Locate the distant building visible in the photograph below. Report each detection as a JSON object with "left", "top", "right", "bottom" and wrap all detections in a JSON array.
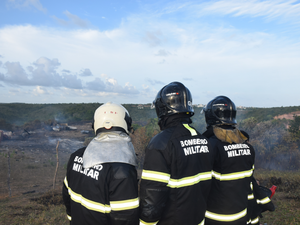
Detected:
[
  {"left": 136, "top": 104, "right": 153, "bottom": 109},
  {"left": 194, "top": 104, "right": 205, "bottom": 108}
]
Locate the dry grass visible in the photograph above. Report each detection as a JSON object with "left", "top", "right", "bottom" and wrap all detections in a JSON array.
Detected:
[
  {"left": 0, "top": 147, "right": 68, "bottom": 197},
  {"left": 254, "top": 169, "right": 300, "bottom": 225},
  {"left": 0, "top": 189, "right": 68, "bottom": 225},
  {"left": 0, "top": 147, "right": 69, "bottom": 224},
  {"left": 0, "top": 135, "right": 300, "bottom": 224},
  {"left": 258, "top": 192, "right": 300, "bottom": 225}
]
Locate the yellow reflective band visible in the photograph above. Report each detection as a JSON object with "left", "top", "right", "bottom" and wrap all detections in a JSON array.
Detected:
[
  {"left": 168, "top": 171, "right": 212, "bottom": 188},
  {"left": 64, "top": 177, "right": 69, "bottom": 188},
  {"left": 110, "top": 198, "right": 139, "bottom": 211},
  {"left": 199, "top": 218, "right": 205, "bottom": 225},
  {"left": 183, "top": 124, "right": 197, "bottom": 136},
  {"left": 139, "top": 219, "right": 158, "bottom": 225},
  {"left": 67, "top": 215, "right": 72, "bottom": 221},
  {"left": 257, "top": 197, "right": 271, "bottom": 204},
  {"left": 251, "top": 216, "right": 259, "bottom": 224},
  {"left": 141, "top": 170, "right": 171, "bottom": 184},
  {"left": 205, "top": 208, "right": 247, "bottom": 222},
  {"left": 248, "top": 193, "right": 254, "bottom": 200},
  {"left": 68, "top": 188, "right": 111, "bottom": 213},
  {"left": 250, "top": 182, "right": 253, "bottom": 190},
  {"left": 212, "top": 169, "right": 253, "bottom": 181}
]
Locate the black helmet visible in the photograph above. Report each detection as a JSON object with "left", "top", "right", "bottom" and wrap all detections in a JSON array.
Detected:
[
  {"left": 203, "top": 96, "right": 237, "bottom": 126},
  {"left": 153, "top": 81, "right": 194, "bottom": 119}
]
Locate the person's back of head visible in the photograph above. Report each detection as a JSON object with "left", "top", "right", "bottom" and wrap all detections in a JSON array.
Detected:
[
  {"left": 203, "top": 96, "right": 247, "bottom": 144},
  {"left": 153, "top": 81, "right": 194, "bottom": 121},
  {"left": 93, "top": 102, "right": 132, "bottom": 135},
  {"left": 203, "top": 95, "right": 237, "bottom": 128}
]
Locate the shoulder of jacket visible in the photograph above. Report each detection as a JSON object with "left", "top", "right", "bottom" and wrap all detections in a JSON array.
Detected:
[
  {"left": 147, "top": 127, "right": 174, "bottom": 150},
  {"left": 110, "top": 163, "right": 136, "bottom": 179},
  {"left": 69, "top": 147, "right": 86, "bottom": 159}
]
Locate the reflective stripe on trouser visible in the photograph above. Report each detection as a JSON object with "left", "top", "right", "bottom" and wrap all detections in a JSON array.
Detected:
[
  {"left": 139, "top": 218, "right": 205, "bottom": 225},
  {"left": 247, "top": 216, "right": 259, "bottom": 224},
  {"left": 199, "top": 218, "right": 205, "bottom": 225},
  {"left": 205, "top": 208, "right": 247, "bottom": 222},
  {"left": 139, "top": 219, "right": 158, "bottom": 225},
  {"left": 251, "top": 216, "right": 259, "bottom": 224}
]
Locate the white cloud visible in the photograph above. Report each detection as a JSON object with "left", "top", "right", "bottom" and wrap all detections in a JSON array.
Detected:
[
  {"left": 86, "top": 77, "right": 105, "bottom": 91},
  {"left": 142, "top": 30, "right": 165, "bottom": 47},
  {"left": 200, "top": 0, "right": 300, "bottom": 22},
  {"left": 52, "top": 10, "right": 90, "bottom": 28},
  {"left": 155, "top": 49, "right": 171, "bottom": 56},
  {"left": 8, "top": 0, "right": 47, "bottom": 13},
  {"left": 147, "top": 79, "right": 165, "bottom": 86},
  {"left": 0, "top": 55, "right": 139, "bottom": 100},
  {"left": 33, "top": 86, "right": 49, "bottom": 95},
  {"left": 86, "top": 76, "right": 139, "bottom": 95},
  {"left": 1, "top": 2, "right": 300, "bottom": 106},
  {"left": 79, "top": 68, "right": 92, "bottom": 77},
  {"left": 0, "top": 57, "right": 83, "bottom": 89}
]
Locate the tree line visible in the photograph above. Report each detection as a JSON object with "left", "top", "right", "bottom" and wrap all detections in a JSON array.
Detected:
[{"left": 1, "top": 103, "right": 300, "bottom": 170}]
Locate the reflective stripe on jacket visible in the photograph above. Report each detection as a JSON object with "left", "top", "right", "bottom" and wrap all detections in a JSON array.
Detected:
[
  {"left": 62, "top": 147, "right": 139, "bottom": 225},
  {"left": 203, "top": 126, "right": 255, "bottom": 225},
  {"left": 139, "top": 119, "right": 213, "bottom": 225}
]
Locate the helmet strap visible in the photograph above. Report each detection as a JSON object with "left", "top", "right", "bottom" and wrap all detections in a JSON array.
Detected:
[{"left": 95, "top": 127, "right": 129, "bottom": 136}]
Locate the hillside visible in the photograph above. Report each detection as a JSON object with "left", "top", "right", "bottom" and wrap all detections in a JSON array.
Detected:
[
  {"left": 240, "top": 106, "right": 300, "bottom": 122},
  {"left": 274, "top": 111, "right": 300, "bottom": 120},
  {"left": 2, "top": 103, "right": 300, "bottom": 126}
]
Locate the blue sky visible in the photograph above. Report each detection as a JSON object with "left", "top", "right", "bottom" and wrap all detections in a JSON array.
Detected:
[{"left": 0, "top": 0, "right": 300, "bottom": 107}]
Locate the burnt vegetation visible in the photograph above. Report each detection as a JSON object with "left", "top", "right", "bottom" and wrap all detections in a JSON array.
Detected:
[
  {"left": 1, "top": 103, "right": 300, "bottom": 170},
  {"left": 1, "top": 103, "right": 300, "bottom": 224}
]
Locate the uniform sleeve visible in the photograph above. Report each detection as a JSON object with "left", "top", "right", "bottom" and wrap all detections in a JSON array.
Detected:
[
  {"left": 139, "top": 147, "right": 170, "bottom": 225},
  {"left": 252, "top": 176, "right": 275, "bottom": 213},
  {"left": 62, "top": 157, "right": 73, "bottom": 222},
  {"left": 109, "top": 164, "right": 139, "bottom": 225}
]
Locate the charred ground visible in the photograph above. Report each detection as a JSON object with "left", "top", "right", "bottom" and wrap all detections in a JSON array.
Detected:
[
  {"left": 0, "top": 122, "right": 93, "bottom": 197},
  {"left": 1, "top": 103, "right": 300, "bottom": 224}
]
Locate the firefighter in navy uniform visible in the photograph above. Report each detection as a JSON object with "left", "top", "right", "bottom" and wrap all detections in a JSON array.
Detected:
[
  {"left": 202, "top": 96, "right": 255, "bottom": 225},
  {"left": 240, "top": 131, "right": 275, "bottom": 225},
  {"left": 139, "top": 82, "right": 213, "bottom": 225},
  {"left": 62, "top": 102, "right": 139, "bottom": 225}
]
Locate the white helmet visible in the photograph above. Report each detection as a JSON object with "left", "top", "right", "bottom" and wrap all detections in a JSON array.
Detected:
[{"left": 93, "top": 102, "right": 132, "bottom": 134}]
